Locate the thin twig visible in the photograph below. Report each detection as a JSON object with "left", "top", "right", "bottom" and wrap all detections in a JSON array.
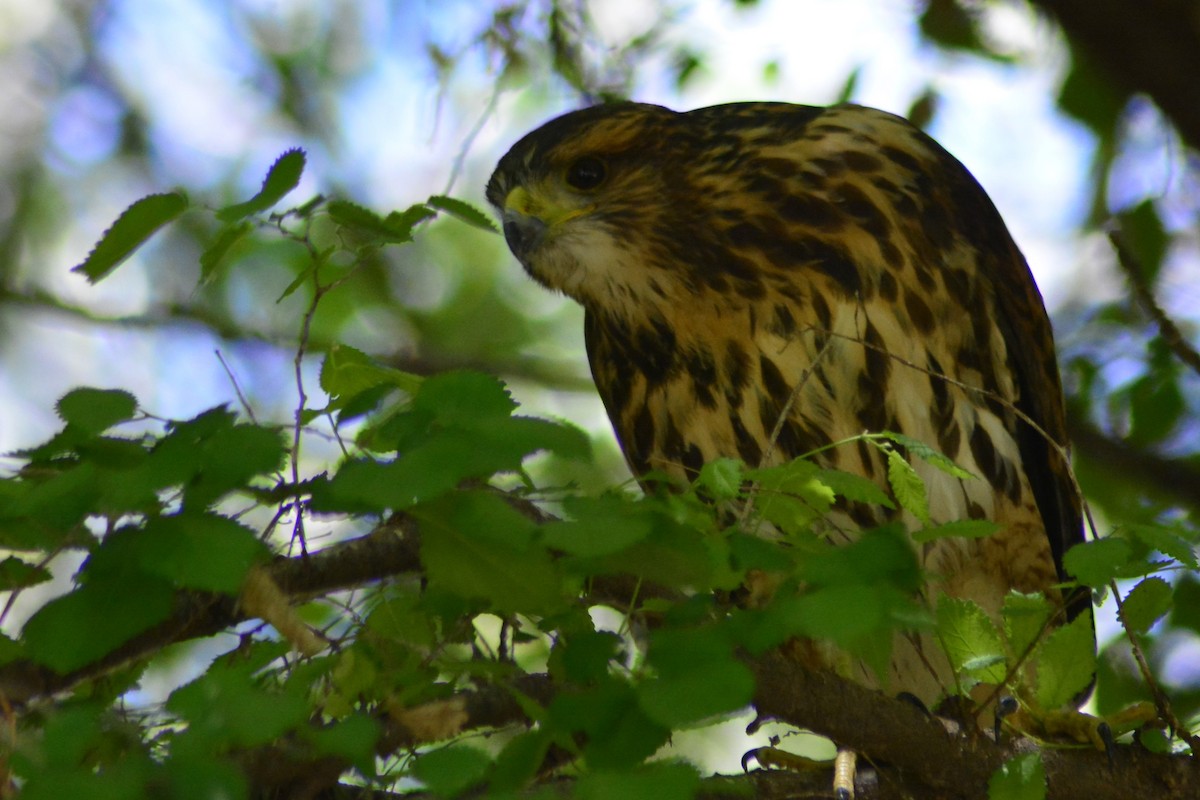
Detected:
[{"left": 1108, "top": 227, "right": 1200, "bottom": 377}]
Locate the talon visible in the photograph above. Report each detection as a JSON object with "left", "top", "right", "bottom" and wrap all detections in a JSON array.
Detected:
[
  {"left": 1098, "top": 721, "right": 1116, "bottom": 767},
  {"left": 895, "top": 691, "right": 931, "bottom": 716},
  {"left": 994, "top": 695, "right": 1019, "bottom": 742},
  {"left": 745, "top": 711, "right": 771, "bottom": 736}
]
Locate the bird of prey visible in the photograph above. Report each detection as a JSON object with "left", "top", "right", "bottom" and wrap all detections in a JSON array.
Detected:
[{"left": 486, "top": 101, "right": 1088, "bottom": 716}]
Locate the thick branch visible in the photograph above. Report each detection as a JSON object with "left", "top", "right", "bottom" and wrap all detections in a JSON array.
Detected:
[
  {"left": 1028, "top": 0, "right": 1200, "bottom": 151},
  {"left": 1066, "top": 416, "right": 1200, "bottom": 514},
  {"left": 749, "top": 649, "right": 1200, "bottom": 800}
]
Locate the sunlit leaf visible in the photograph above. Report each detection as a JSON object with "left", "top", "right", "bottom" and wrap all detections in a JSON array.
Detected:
[
  {"left": 886, "top": 448, "right": 929, "bottom": 525},
  {"left": 1034, "top": 613, "right": 1096, "bottom": 709},
  {"left": 937, "top": 597, "right": 1007, "bottom": 684}
]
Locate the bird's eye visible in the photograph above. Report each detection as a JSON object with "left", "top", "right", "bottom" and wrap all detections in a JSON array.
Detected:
[{"left": 565, "top": 156, "right": 607, "bottom": 190}]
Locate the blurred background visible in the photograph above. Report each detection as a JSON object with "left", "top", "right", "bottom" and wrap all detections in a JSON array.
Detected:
[{"left": 0, "top": 0, "right": 1197, "bottom": 758}]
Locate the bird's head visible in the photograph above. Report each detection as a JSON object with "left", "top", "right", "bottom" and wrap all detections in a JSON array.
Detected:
[{"left": 486, "top": 102, "right": 693, "bottom": 312}]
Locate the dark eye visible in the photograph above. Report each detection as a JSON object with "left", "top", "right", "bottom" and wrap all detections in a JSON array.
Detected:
[{"left": 565, "top": 156, "right": 607, "bottom": 190}]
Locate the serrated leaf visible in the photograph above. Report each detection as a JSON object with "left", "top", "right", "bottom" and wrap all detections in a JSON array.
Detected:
[
  {"left": 1003, "top": 592, "right": 1053, "bottom": 658},
  {"left": 56, "top": 388, "right": 138, "bottom": 433},
  {"left": 427, "top": 194, "right": 499, "bottom": 232},
  {"left": 328, "top": 199, "right": 430, "bottom": 244},
  {"left": 73, "top": 192, "right": 188, "bottom": 282},
  {"left": 1063, "top": 538, "right": 1133, "bottom": 588},
  {"left": 413, "top": 493, "right": 566, "bottom": 615},
  {"left": 1125, "top": 524, "right": 1198, "bottom": 568},
  {"left": 217, "top": 148, "right": 306, "bottom": 222},
  {"left": 319, "top": 344, "right": 422, "bottom": 400},
  {"left": 85, "top": 513, "right": 270, "bottom": 594},
  {"left": 937, "top": 597, "right": 1007, "bottom": 683},
  {"left": 1119, "top": 577, "right": 1172, "bottom": 634},
  {"left": 913, "top": 519, "right": 1000, "bottom": 543},
  {"left": 988, "top": 752, "right": 1046, "bottom": 800},
  {"left": 879, "top": 431, "right": 976, "bottom": 479},
  {"left": 886, "top": 448, "right": 930, "bottom": 525},
  {"left": 200, "top": 222, "right": 253, "bottom": 283},
  {"left": 1034, "top": 613, "right": 1096, "bottom": 709}
]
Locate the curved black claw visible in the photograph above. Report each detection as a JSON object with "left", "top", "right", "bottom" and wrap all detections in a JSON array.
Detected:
[
  {"left": 1098, "top": 721, "right": 1116, "bottom": 768},
  {"left": 994, "top": 695, "right": 1019, "bottom": 742},
  {"left": 895, "top": 691, "right": 931, "bottom": 717}
]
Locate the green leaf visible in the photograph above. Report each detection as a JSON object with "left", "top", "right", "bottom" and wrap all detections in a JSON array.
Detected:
[
  {"left": 319, "top": 344, "right": 422, "bottom": 400},
  {"left": 988, "top": 752, "right": 1046, "bottom": 800},
  {"left": 23, "top": 578, "right": 175, "bottom": 672},
  {"left": 73, "top": 192, "right": 189, "bottom": 282},
  {"left": 549, "top": 682, "right": 669, "bottom": 769},
  {"left": 1169, "top": 577, "right": 1200, "bottom": 636},
  {"left": 913, "top": 519, "right": 1000, "bottom": 543},
  {"left": 1002, "top": 592, "right": 1053, "bottom": 659},
  {"left": 167, "top": 665, "right": 310, "bottom": 748},
  {"left": 696, "top": 457, "right": 744, "bottom": 501},
  {"left": 490, "top": 730, "right": 552, "bottom": 792},
  {"left": 164, "top": 756, "right": 248, "bottom": 800},
  {"left": 427, "top": 194, "right": 500, "bottom": 232},
  {"left": 802, "top": 525, "right": 921, "bottom": 591},
  {"left": 1034, "top": 613, "right": 1096, "bottom": 709},
  {"left": 414, "top": 493, "right": 566, "bottom": 615},
  {"left": 0, "top": 556, "right": 52, "bottom": 591},
  {"left": 749, "top": 458, "right": 834, "bottom": 533},
  {"left": 1063, "top": 538, "right": 1133, "bottom": 588},
  {"left": 886, "top": 448, "right": 930, "bottom": 525},
  {"left": 1125, "top": 524, "right": 1198, "bottom": 568},
  {"left": 1119, "top": 577, "right": 1172, "bottom": 634},
  {"left": 305, "top": 713, "right": 381, "bottom": 775},
  {"left": 814, "top": 467, "right": 894, "bottom": 508},
  {"left": 199, "top": 222, "right": 253, "bottom": 283},
  {"left": 328, "top": 199, "right": 432, "bottom": 244},
  {"left": 936, "top": 597, "right": 1007, "bottom": 684},
  {"left": 85, "top": 513, "right": 269, "bottom": 593},
  {"left": 542, "top": 495, "right": 656, "bottom": 557},
  {"left": 575, "top": 762, "right": 700, "bottom": 800},
  {"left": 55, "top": 388, "right": 138, "bottom": 433},
  {"left": 879, "top": 431, "right": 975, "bottom": 479},
  {"left": 412, "top": 745, "right": 491, "bottom": 797},
  {"left": 638, "top": 627, "right": 754, "bottom": 727},
  {"left": 216, "top": 148, "right": 306, "bottom": 222}
]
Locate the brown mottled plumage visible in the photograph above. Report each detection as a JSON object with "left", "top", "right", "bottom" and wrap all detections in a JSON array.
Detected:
[{"left": 486, "top": 101, "right": 1088, "bottom": 708}]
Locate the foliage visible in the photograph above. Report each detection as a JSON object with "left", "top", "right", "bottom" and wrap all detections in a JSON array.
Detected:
[
  {"left": 0, "top": 2, "right": 1198, "bottom": 798},
  {"left": 0, "top": 142, "right": 1192, "bottom": 798}
]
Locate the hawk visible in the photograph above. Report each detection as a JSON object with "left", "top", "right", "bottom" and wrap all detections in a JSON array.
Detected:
[{"left": 486, "top": 101, "right": 1089, "bottom": 713}]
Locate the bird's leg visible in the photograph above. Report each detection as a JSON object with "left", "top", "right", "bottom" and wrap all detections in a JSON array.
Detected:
[
  {"left": 833, "top": 748, "right": 857, "bottom": 800},
  {"left": 1001, "top": 697, "right": 1160, "bottom": 752}
]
